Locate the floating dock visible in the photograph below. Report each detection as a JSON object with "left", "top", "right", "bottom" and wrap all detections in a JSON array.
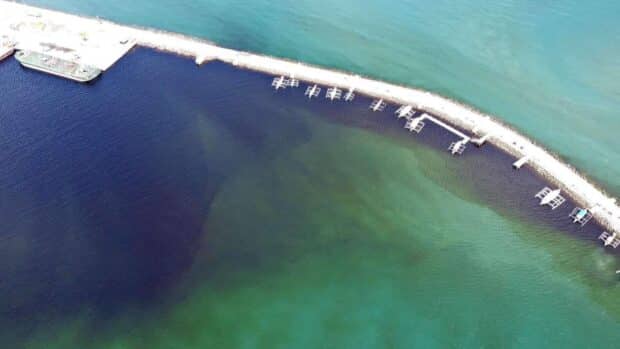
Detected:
[
  {"left": 513, "top": 156, "right": 530, "bottom": 170},
  {"left": 1, "top": 1, "right": 619, "bottom": 236}
]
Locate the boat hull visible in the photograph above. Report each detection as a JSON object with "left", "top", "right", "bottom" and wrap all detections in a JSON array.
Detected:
[{"left": 14, "top": 50, "right": 101, "bottom": 83}]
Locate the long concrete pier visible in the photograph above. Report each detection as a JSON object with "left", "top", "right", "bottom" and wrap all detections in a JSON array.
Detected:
[{"left": 1, "top": 1, "right": 619, "bottom": 235}]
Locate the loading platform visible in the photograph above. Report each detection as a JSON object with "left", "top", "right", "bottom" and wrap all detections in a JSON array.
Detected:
[
  {"left": 195, "top": 53, "right": 214, "bottom": 65},
  {"left": 599, "top": 231, "right": 620, "bottom": 248},
  {"left": 569, "top": 207, "right": 593, "bottom": 226},
  {"left": 535, "top": 187, "right": 565, "bottom": 210},
  {"left": 513, "top": 156, "right": 530, "bottom": 169},
  {"left": 472, "top": 134, "right": 492, "bottom": 147}
]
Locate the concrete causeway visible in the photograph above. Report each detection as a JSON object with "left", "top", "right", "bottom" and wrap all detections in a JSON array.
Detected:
[{"left": 1, "top": 0, "right": 619, "bottom": 236}]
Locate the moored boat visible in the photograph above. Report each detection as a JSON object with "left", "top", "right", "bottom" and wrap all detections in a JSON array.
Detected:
[{"left": 14, "top": 50, "right": 101, "bottom": 82}]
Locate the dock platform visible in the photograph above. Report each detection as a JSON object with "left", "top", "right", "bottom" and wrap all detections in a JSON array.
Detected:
[
  {"left": 472, "top": 134, "right": 492, "bottom": 147},
  {"left": 513, "top": 156, "right": 530, "bottom": 169}
]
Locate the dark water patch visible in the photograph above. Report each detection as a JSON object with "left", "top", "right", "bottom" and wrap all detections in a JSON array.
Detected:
[
  {"left": 1, "top": 51, "right": 211, "bottom": 324},
  {"left": 0, "top": 48, "right": 319, "bottom": 336}
]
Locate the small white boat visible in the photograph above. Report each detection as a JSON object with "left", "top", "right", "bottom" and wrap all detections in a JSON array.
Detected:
[
  {"left": 604, "top": 233, "right": 618, "bottom": 247},
  {"left": 573, "top": 209, "right": 587, "bottom": 223},
  {"left": 540, "top": 189, "right": 561, "bottom": 206}
]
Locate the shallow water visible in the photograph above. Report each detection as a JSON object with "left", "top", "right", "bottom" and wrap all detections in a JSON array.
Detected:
[{"left": 1, "top": 48, "right": 619, "bottom": 348}]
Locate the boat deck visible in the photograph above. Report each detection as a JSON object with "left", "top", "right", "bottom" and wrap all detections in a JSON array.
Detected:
[{"left": 14, "top": 50, "right": 101, "bottom": 82}]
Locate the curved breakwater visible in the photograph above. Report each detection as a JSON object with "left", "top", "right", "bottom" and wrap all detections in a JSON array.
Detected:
[
  {"left": 140, "top": 37, "right": 620, "bottom": 237},
  {"left": 3, "top": 1, "right": 619, "bottom": 236},
  {"left": 138, "top": 31, "right": 620, "bottom": 236}
]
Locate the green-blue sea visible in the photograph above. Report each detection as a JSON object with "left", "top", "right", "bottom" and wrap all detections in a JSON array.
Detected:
[{"left": 3, "top": 0, "right": 619, "bottom": 347}]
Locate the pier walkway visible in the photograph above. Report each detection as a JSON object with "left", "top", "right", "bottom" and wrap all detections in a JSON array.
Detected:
[
  {"left": 404, "top": 113, "right": 470, "bottom": 141},
  {"left": 403, "top": 113, "right": 471, "bottom": 155},
  {"left": 1, "top": 1, "right": 619, "bottom": 235}
]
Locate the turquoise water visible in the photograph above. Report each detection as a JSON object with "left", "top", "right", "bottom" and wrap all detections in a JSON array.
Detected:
[
  {"left": 3, "top": 1, "right": 619, "bottom": 348},
  {"left": 26, "top": 0, "right": 620, "bottom": 194}
]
